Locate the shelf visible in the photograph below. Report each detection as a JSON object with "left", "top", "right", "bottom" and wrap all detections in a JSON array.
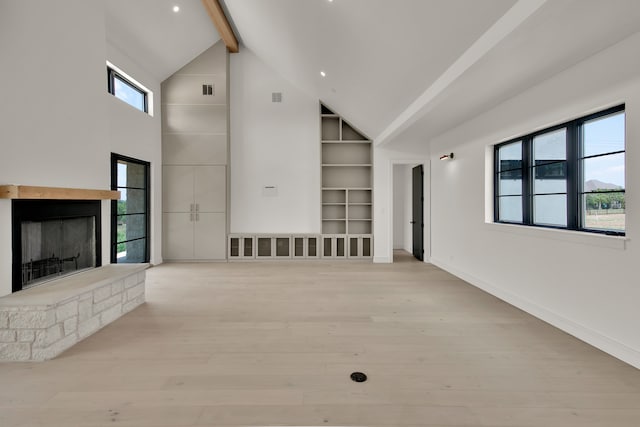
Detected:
[
  {"left": 320, "top": 102, "right": 372, "bottom": 239},
  {"left": 322, "top": 164, "right": 372, "bottom": 167},
  {"left": 0, "top": 185, "right": 120, "bottom": 200},
  {"left": 321, "top": 140, "right": 371, "bottom": 144},
  {"left": 323, "top": 187, "right": 372, "bottom": 191}
]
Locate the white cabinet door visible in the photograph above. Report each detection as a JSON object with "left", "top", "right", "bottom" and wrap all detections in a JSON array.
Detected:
[
  {"left": 163, "top": 166, "right": 194, "bottom": 212},
  {"left": 194, "top": 212, "right": 226, "bottom": 259},
  {"left": 194, "top": 166, "right": 226, "bottom": 213},
  {"left": 163, "top": 213, "right": 194, "bottom": 260}
]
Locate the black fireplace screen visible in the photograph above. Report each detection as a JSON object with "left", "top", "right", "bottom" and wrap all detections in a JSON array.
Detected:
[
  {"left": 21, "top": 217, "right": 96, "bottom": 288},
  {"left": 12, "top": 200, "right": 101, "bottom": 292}
]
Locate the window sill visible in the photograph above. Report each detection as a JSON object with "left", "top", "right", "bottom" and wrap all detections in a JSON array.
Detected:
[{"left": 485, "top": 222, "right": 628, "bottom": 250}]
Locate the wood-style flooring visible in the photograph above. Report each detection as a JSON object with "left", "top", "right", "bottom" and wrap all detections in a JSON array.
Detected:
[{"left": 1, "top": 250, "right": 639, "bottom": 426}]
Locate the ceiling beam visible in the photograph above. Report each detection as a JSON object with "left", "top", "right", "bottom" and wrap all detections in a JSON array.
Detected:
[
  {"left": 201, "top": 0, "right": 239, "bottom": 53},
  {"left": 375, "top": 0, "right": 548, "bottom": 147}
]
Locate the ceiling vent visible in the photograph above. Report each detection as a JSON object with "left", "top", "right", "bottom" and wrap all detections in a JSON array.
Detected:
[
  {"left": 202, "top": 84, "right": 214, "bottom": 96},
  {"left": 272, "top": 92, "right": 282, "bottom": 103}
]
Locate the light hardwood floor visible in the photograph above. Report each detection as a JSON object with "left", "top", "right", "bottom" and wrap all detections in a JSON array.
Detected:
[{"left": 1, "top": 251, "right": 639, "bottom": 426}]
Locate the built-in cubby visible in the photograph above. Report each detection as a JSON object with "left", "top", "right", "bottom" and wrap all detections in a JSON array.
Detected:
[
  {"left": 320, "top": 103, "right": 373, "bottom": 258},
  {"left": 322, "top": 235, "right": 347, "bottom": 259},
  {"left": 322, "top": 143, "right": 372, "bottom": 165},
  {"left": 321, "top": 117, "right": 340, "bottom": 141},
  {"left": 229, "top": 234, "right": 320, "bottom": 260},
  {"left": 292, "top": 235, "right": 319, "bottom": 259}
]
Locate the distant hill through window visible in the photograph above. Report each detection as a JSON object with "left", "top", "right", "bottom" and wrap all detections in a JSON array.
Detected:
[{"left": 584, "top": 179, "right": 622, "bottom": 192}]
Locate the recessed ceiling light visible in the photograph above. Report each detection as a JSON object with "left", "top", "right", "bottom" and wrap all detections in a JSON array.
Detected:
[
  {"left": 173, "top": 5, "right": 180, "bottom": 13},
  {"left": 320, "top": 71, "right": 326, "bottom": 77}
]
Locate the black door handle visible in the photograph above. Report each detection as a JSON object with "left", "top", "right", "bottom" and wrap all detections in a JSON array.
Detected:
[{"left": 410, "top": 221, "right": 416, "bottom": 224}]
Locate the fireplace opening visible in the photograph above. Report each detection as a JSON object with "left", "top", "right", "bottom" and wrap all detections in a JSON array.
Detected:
[{"left": 12, "top": 200, "right": 101, "bottom": 293}]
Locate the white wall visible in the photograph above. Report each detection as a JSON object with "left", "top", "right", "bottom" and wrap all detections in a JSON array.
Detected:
[
  {"left": 105, "top": 41, "right": 163, "bottom": 266},
  {"left": 0, "top": 1, "right": 109, "bottom": 296},
  {"left": 402, "top": 165, "right": 413, "bottom": 253},
  {"left": 392, "top": 165, "right": 406, "bottom": 249},
  {"left": 373, "top": 147, "right": 429, "bottom": 263},
  {"left": 392, "top": 164, "right": 413, "bottom": 252},
  {"left": 230, "top": 48, "right": 320, "bottom": 233},
  {"left": 0, "top": 1, "right": 162, "bottom": 296},
  {"left": 428, "top": 31, "right": 640, "bottom": 368}
]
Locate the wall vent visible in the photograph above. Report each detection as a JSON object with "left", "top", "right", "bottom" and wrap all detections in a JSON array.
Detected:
[
  {"left": 202, "top": 84, "right": 214, "bottom": 96},
  {"left": 272, "top": 92, "right": 282, "bottom": 103}
]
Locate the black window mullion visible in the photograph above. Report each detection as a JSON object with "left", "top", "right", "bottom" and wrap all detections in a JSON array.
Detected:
[
  {"left": 566, "top": 123, "right": 579, "bottom": 230},
  {"left": 494, "top": 104, "right": 624, "bottom": 236},
  {"left": 110, "top": 153, "right": 150, "bottom": 264},
  {"left": 522, "top": 137, "right": 532, "bottom": 225},
  {"left": 494, "top": 145, "right": 500, "bottom": 222}
]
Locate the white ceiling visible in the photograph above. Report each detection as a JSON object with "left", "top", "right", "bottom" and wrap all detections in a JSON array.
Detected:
[
  {"left": 389, "top": 0, "right": 640, "bottom": 152},
  {"left": 105, "top": 0, "right": 640, "bottom": 152},
  {"left": 224, "top": 0, "right": 516, "bottom": 140},
  {"left": 104, "top": 0, "right": 220, "bottom": 81}
]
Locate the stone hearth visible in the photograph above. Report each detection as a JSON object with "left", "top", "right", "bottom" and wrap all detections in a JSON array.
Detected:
[{"left": 0, "top": 264, "right": 147, "bottom": 361}]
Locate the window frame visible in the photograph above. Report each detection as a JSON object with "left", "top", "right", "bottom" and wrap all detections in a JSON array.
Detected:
[
  {"left": 107, "top": 66, "right": 149, "bottom": 113},
  {"left": 494, "top": 105, "right": 625, "bottom": 236},
  {"left": 110, "top": 153, "right": 151, "bottom": 263}
]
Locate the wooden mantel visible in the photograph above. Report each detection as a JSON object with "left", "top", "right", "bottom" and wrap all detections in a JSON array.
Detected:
[{"left": 0, "top": 185, "right": 120, "bottom": 200}]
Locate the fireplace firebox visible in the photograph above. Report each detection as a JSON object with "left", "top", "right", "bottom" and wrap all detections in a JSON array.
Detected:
[{"left": 12, "top": 200, "right": 101, "bottom": 293}]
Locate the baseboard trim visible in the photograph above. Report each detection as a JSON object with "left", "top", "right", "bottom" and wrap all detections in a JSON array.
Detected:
[
  {"left": 430, "top": 257, "right": 640, "bottom": 369},
  {"left": 373, "top": 256, "right": 391, "bottom": 263}
]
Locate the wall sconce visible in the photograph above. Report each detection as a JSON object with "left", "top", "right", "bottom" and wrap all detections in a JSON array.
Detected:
[{"left": 439, "top": 153, "right": 454, "bottom": 160}]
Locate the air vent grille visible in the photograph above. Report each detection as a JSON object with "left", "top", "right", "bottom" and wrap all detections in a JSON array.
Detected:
[
  {"left": 202, "top": 84, "right": 214, "bottom": 96},
  {"left": 272, "top": 92, "right": 282, "bottom": 103}
]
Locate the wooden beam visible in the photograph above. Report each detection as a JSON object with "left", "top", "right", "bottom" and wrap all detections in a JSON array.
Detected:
[
  {"left": 201, "top": 0, "right": 239, "bottom": 53},
  {"left": 0, "top": 185, "right": 120, "bottom": 200}
]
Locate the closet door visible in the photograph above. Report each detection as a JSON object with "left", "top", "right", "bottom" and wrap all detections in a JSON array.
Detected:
[
  {"left": 194, "top": 212, "right": 226, "bottom": 259},
  {"left": 163, "top": 213, "right": 194, "bottom": 260},
  {"left": 163, "top": 166, "right": 194, "bottom": 212},
  {"left": 194, "top": 166, "right": 226, "bottom": 213}
]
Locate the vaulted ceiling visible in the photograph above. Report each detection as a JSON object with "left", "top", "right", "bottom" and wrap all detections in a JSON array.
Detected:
[
  {"left": 104, "top": 0, "right": 220, "bottom": 81},
  {"left": 106, "top": 0, "right": 640, "bottom": 152}
]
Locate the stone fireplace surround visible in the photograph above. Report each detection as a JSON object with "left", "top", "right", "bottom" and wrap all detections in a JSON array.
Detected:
[
  {"left": 0, "top": 185, "right": 148, "bottom": 362},
  {"left": 0, "top": 263, "right": 148, "bottom": 361}
]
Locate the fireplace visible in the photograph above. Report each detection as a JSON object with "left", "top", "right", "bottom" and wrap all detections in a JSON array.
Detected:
[{"left": 12, "top": 200, "right": 101, "bottom": 293}]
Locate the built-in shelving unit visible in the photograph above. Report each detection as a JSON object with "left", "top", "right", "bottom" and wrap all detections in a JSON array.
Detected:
[
  {"left": 228, "top": 234, "right": 320, "bottom": 260},
  {"left": 320, "top": 103, "right": 373, "bottom": 258}
]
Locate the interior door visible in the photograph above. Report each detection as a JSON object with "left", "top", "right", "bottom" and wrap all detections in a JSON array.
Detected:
[{"left": 412, "top": 165, "right": 424, "bottom": 261}]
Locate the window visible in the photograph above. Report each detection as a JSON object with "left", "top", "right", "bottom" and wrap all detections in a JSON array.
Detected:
[
  {"left": 111, "top": 154, "right": 151, "bottom": 263},
  {"left": 494, "top": 105, "right": 625, "bottom": 235},
  {"left": 107, "top": 63, "right": 150, "bottom": 113}
]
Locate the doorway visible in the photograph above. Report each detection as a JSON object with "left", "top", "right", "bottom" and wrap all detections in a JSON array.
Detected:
[
  {"left": 412, "top": 165, "right": 424, "bottom": 261},
  {"left": 110, "top": 153, "right": 151, "bottom": 264},
  {"left": 391, "top": 161, "right": 428, "bottom": 263}
]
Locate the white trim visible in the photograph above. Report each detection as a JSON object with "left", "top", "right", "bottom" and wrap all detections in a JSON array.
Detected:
[
  {"left": 430, "top": 256, "right": 640, "bottom": 369},
  {"left": 375, "top": 0, "right": 548, "bottom": 146},
  {"left": 485, "top": 221, "right": 627, "bottom": 250},
  {"left": 387, "top": 158, "right": 431, "bottom": 264}
]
